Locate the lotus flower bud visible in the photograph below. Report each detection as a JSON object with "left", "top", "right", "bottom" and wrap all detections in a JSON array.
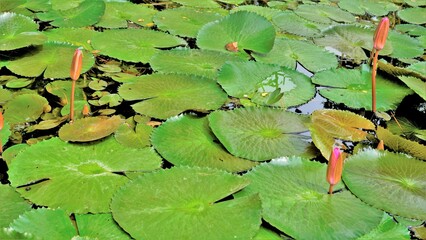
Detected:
[
  {"left": 82, "top": 104, "right": 90, "bottom": 117},
  {"left": 373, "top": 17, "right": 389, "bottom": 51},
  {"left": 326, "top": 147, "right": 344, "bottom": 194},
  {"left": 377, "top": 140, "right": 384, "bottom": 150},
  {"left": 70, "top": 48, "right": 83, "bottom": 81},
  {"left": 0, "top": 111, "right": 3, "bottom": 131}
]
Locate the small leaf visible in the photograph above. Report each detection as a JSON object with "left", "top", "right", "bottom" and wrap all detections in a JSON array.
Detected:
[
  {"left": 398, "top": 7, "right": 426, "bottom": 24},
  {"left": 4, "top": 94, "right": 49, "bottom": 125},
  {"left": 59, "top": 116, "right": 123, "bottom": 142}
]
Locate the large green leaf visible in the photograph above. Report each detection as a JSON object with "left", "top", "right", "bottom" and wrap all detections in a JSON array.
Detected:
[
  {"left": 3, "top": 94, "right": 49, "bottom": 125},
  {"left": 44, "top": 28, "right": 100, "bottom": 50},
  {"left": 217, "top": 61, "right": 315, "bottom": 108},
  {"left": 170, "top": 0, "right": 221, "bottom": 8},
  {"left": 208, "top": 107, "right": 310, "bottom": 161},
  {"left": 0, "top": 185, "right": 31, "bottom": 240},
  {"left": 1, "top": 121, "right": 11, "bottom": 150},
  {"left": 197, "top": 11, "right": 275, "bottom": 54},
  {"left": 272, "top": 11, "right": 326, "bottom": 37},
  {"left": 238, "top": 157, "right": 383, "bottom": 239},
  {"left": 36, "top": 0, "right": 106, "bottom": 28},
  {"left": 76, "top": 213, "right": 130, "bottom": 239},
  {"left": 59, "top": 116, "right": 123, "bottom": 142},
  {"left": 8, "top": 137, "right": 162, "bottom": 213},
  {"left": 343, "top": 149, "right": 426, "bottom": 220},
  {"left": 96, "top": 1, "right": 157, "bottom": 28},
  {"left": 358, "top": 214, "right": 410, "bottom": 240},
  {"left": 118, "top": 73, "right": 228, "bottom": 119},
  {"left": 399, "top": 76, "right": 426, "bottom": 100},
  {"left": 312, "top": 66, "right": 413, "bottom": 111},
  {"left": 398, "top": 7, "right": 426, "bottom": 24},
  {"left": 230, "top": 5, "right": 282, "bottom": 20},
  {"left": 153, "top": 7, "right": 226, "bottom": 38},
  {"left": 91, "top": 29, "right": 186, "bottom": 63},
  {"left": 111, "top": 166, "right": 261, "bottom": 240},
  {"left": 151, "top": 115, "right": 257, "bottom": 172},
  {"left": 294, "top": 4, "right": 355, "bottom": 24},
  {"left": 6, "top": 42, "right": 95, "bottom": 78},
  {"left": 338, "top": 0, "right": 399, "bottom": 16},
  {"left": 150, "top": 48, "right": 244, "bottom": 79},
  {"left": 387, "top": 31, "right": 424, "bottom": 59},
  {"left": 253, "top": 38, "right": 338, "bottom": 72},
  {"left": 0, "top": 12, "right": 46, "bottom": 51}
]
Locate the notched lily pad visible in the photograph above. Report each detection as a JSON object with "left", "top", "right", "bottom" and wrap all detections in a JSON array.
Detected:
[
  {"left": 3, "top": 94, "right": 49, "bottom": 125},
  {"left": 59, "top": 116, "right": 123, "bottom": 142}
]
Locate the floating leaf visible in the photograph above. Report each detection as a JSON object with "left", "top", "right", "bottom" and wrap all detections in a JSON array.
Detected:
[
  {"left": 6, "top": 42, "right": 94, "bottom": 78},
  {"left": 76, "top": 213, "right": 130, "bottom": 239},
  {"left": 46, "top": 80, "right": 86, "bottom": 106},
  {"left": 253, "top": 38, "right": 338, "bottom": 72},
  {"left": 395, "top": 24, "right": 426, "bottom": 36},
  {"left": 338, "top": 0, "right": 399, "bottom": 16},
  {"left": 343, "top": 149, "right": 426, "bottom": 220},
  {"left": 272, "top": 11, "right": 325, "bottom": 37},
  {"left": 312, "top": 66, "right": 413, "bottom": 111},
  {"left": 26, "top": 116, "right": 68, "bottom": 133},
  {"left": 399, "top": 76, "right": 426, "bottom": 100},
  {"left": 0, "top": 12, "right": 46, "bottom": 51},
  {"left": 294, "top": 4, "right": 355, "bottom": 24},
  {"left": 238, "top": 158, "right": 383, "bottom": 239},
  {"left": 8, "top": 137, "right": 162, "bottom": 213},
  {"left": 44, "top": 28, "right": 100, "bottom": 50},
  {"left": 0, "top": 185, "right": 31, "bottom": 240},
  {"left": 170, "top": 0, "right": 220, "bottom": 8},
  {"left": 96, "top": 2, "right": 157, "bottom": 28},
  {"left": 5, "top": 78, "right": 33, "bottom": 88},
  {"left": 358, "top": 213, "right": 410, "bottom": 240},
  {"left": 231, "top": 5, "right": 282, "bottom": 20},
  {"left": 1, "top": 121, "right": 11, "bottom": 149},
  {"left": 197, "top": 11, "right": 275, "bottom": 54},
  {"left": 36, "top": 0, "right": 106, "bottom": 28},
  {"left": 387, "top": 30, "right": 424, "bottom": 59},
  {"left": 218, "top": 61, "right": 315, "bottom": 108},
  {"left": 59, "top": 116, "right": 123, "bottom": 142},
  {"left": 376, "top": 126, "right": 426, "bottom": 160},
  {"left": 3, "top": 94, "right": 49, "bottom": 125},
  {"left": 111, "top": 167, "right": 261, "bottom": 240},
  {"left": 150, "top": 48, "right": 244, "bottom": 79},
  {"left": 398, "top": 7, "right": 426, "bottom": 24},
  {"left": 310, "top": 109, "right": 375, "bottom": 159},
  {"left": 153, "top": 7, "right": 225, "bottom": 38},
  {"left": 114, "top": 122, "right": 152, "bottom": 148},
  {"left": 151, "top": 115, "right": 257, "bottom": 172},
  {"left": 118, "top": 73, "right": 227, "bottom": 119},
  {"left": 208, "top": 107, "right": 310, "bottom": 161},
  {"left": 91, "top": 29, "right": 186, "bottom": 63},
  {"left": 0, "top": 88, "right": 13, "bottom": 104}
]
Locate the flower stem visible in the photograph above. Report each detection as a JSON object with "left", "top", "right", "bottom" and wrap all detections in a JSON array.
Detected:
[
  {"left": 70, "top": 80, "right": 76, "bottom": 123},
  {"left": 372, "top": 50, "right": 379, "bottom": 113}
]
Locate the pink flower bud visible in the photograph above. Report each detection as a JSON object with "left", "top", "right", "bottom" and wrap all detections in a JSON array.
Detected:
[
  {"left": 373, "top": 17, "right": 389, "bottom": 51},
  {"left": 326, "top": 147, "right": 344, "bottom": 194},
  {"left": 70, "top": 48, "right": 83, "bottom": 81}
]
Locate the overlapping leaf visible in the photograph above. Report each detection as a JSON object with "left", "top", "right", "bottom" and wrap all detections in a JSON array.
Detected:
[
  {"left": 59, "top": 116, "right": 123, "bottom": 142},
  {"left": 96, "top": 2, "right": 157, "bottom": 28},
  {"left": 294, "top": 4, "right": 355, "bottom": 24},
  {"left": 3, "top": 94, "right": 49, "bottom": 125}
]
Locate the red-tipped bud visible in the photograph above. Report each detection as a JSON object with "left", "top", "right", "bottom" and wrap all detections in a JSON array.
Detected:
[
  {"left": 82, "top": 104, "right": 90, "bottom": 117},
  {"left": 0, "top": 111, "right": 3, "bottom": 131},
  {"left": 377, "top": 140, "right": 384, "bottom": 150},
  {"left": 70, "top": 48, "right": 83, "bottom": 81},
  {"left": 326, "top": 147, "right": 344, "bottom": 194},
  {"left": 373, "top": 17, "right": 389, "bottom": 51}
]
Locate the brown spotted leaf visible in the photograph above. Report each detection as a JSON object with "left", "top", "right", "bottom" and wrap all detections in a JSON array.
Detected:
[{"left": 59, "top": 116, "right": 123, "bottom": 142}]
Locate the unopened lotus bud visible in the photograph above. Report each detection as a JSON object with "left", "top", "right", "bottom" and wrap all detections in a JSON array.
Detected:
[
  {"left": 82, "top": 104, "right": 90, "bottom": 117},
  {"left": 326, "top": 147, "right": 344, "bottom": 194},
  {"left": 373, "top": 17, "right": 389, "bottom": 51},
  {"left": 377, "top": 140, "right": 384, "bottom": 150},
  {"left": 70, "top": 48, "right": 83, "bottom": 81}
]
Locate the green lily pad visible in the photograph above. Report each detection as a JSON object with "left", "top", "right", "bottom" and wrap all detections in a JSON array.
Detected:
[
  {"left": 0, "top": 88, "right": 13, "bottom": 104},
  {"left": 294, "top": 4, "right": 355, "bottom": 24},
  {"left": 76, "top": 213, "right": 130, "bottom": 239},
  {"left": 44, "top": 28, "right": 100, "bottom": 50},
  {"left": 231, "top": 5, "right": 282, "bottom": 20},
  {"left": 399, "top": 76, "right": 426, "bottom": 100},
  {"left": 118, "top": 73, "right": 227, "bottom": 119},
  {"left": 59, "top": 116, "right": 123, "bottom": 142},
  {"left": 153, "top": 7, "right": 226, "bottom": 38},
  {"left": 398, "top": 7, "right": 426, "bottom": 24},
  {"left": 358, "top": 213, "right": 410, "bottom": 240},
  {"left": 150, "top": 48, "right": 244, "bottom": 79},
  {"left": 238, "top": 157, "right": 383, "bottom": 239},
  {"left": 0, "top": 12, "right": 46, "bottom": 51},
  {"left": 45, "top": 80, "right": 86, "bottom": 106},
  {"left": 114, "top": 122, "right": 152, "bottom": 148},
  {"left": 1, "top": 120, "right": 11, "bottom": 149},
  {"left": 0, "top": 184, "right": 31, "bottom": 240},
  {"left": 312, "top": 66, "right": 413, "bottom": 111},
  {"left": 197, "top": 11, "right": 275, "bottom": 54},
  {"left": 395, "top": 24, "right": 426, "bottom": 36},
  {"left": 253, "top": 38, "right": 338, "bottom": 72},
  {"left": 5, "top": 78, "right": 33, "bottom": 89},
  {"left": 111, "top": 166, "right": 261, "bottom": 239},
  {"left": 36, "top": 0, "right": 105, "bottom": 28},
  {"left": 217, "top": 61, "right": 315, "bottom": 108},
  {"left": 3, "top": 94, "right": 49, "bottom": 125},
  {"left": 96, "top": 1, "right": 157, "bottom": 28},
  {"left": 91, "top": 29, "right": 186, "bottom": 63},
  {"left": 208, "top": 107, "right": 310, "bottom": 161},
  {"left": 151, "top": 115, "right": 257, "bottom": 172},
  {"left": 343, "top": 149, "right": 426, "bottom": 220},
  {"left": 98, "top": 93, "right": 123, "bottom": 107},
  {"left": 170, "top": 0, "right": 221, "bottom": 8},
  {"left": 253, "top": 227, "right": 283, "bottom": 240},
  {"left": 338, "top": 0, "right": 398, "bottom": 16},
  {"left": 387, "top": 30, "right": 424, "bottom": 59},
  {"left": 8, "top": 137, "right": 162, "bottom": 213},
  {"left": 272, "top": 11, "right": 326, "bottom": 37},
  {"left": 6, "top": 42, "right": 94, "bottom": 79}
]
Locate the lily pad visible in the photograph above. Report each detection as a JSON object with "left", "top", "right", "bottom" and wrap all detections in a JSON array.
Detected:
[
  {"left": 0, "top": 184, "right": 31, "bottom": 240},
  {"left": 45, "top": 80, "right": 86, "bottom": 106},
  {"left": 231, "top": 5, "right": 282, "bottom": 20},
  {"left": 118, "top": 73, "right": 228, "bottom": 119},
  {"left": 91, "top": 29, "right": 186, "bottom": 63},
  {"left": 150, "top": 48, "right": 244, "bottom": 79},
  {"left": 36, "top": 0, "right": 105, "bottom": 28},
  {"left": 59, "top": 116, "right": 123, "bottom": 142},
  {"left": 111, "top": 166, "right": 261, "bottom": 240},
  {"left": 238, "top": 157, "right": 383, "bottom": 239},
  {"left": 6, "top": 42, "right": 94, "bottom": 79},
  {"left": 44, "top": 28, "right": 99, "bottom": 50},
  {"left": 170, "top": 0, "right": 221, "bottom": 8},
  {"left": 3, "top": 94, "right": 49, "bottom": 125},
  {"left": 398, "top": 7, "right": 426, "bottom": 24},
  {"left": 343, "top": 149, "right": 426, "bottom": 220},
  {"left": 96, "top": 1, "right": 157, "bottom": 28},
  {"left": 208, "top": 107, "right": 310, "bottom": 161},
  {"left": 253, "top": 38, "right": 338, "bottom": 72},
  {"left": 5, "top": 78, "right": 33, "bottom": 88},
  {"left": 197, "top": 11, "right": 275, "bottom": 54},
  {"left": 338, "top": 0, "right": 399, "bottom": 16},
  {"left": 358, "top": 214, "right": 410, "bottom": 240},
  {"left": 387, "top": 30, "right": 424, "bottom": 59},
  {"left": 8, "top": 137, "right": 162, "bottom": 213},
  {"left": 151, "top": 115, "right": 258, "bottom": 172},
  {"left": 0, "top": 12, "right": 46, "bottom": 51},
  {"left": 1, "top": 121, "right": 11, "bottom": 150},
  {"left": 312, "top": 66, "right": 413, "bottom": 111},
  {"left": 294, "top": 4, "right": 355, "bottom": 24},
  {"left": 272, "top": 11, "right": 326, "bottom": 37},
  {"left": 153, "top": 7, "right": 226, "bottom": 38},
  {"left": 114, "top": 122, "right": 152, "bottom": 148},
  {"left": 76, "top": 213, "right": 130, "bottom": 239},
  {"left": 218, "top": 61, "right": 315, "bottom": 108},
  {"left": 399, "top": 76, "right": 426, "bottom": 100}
]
